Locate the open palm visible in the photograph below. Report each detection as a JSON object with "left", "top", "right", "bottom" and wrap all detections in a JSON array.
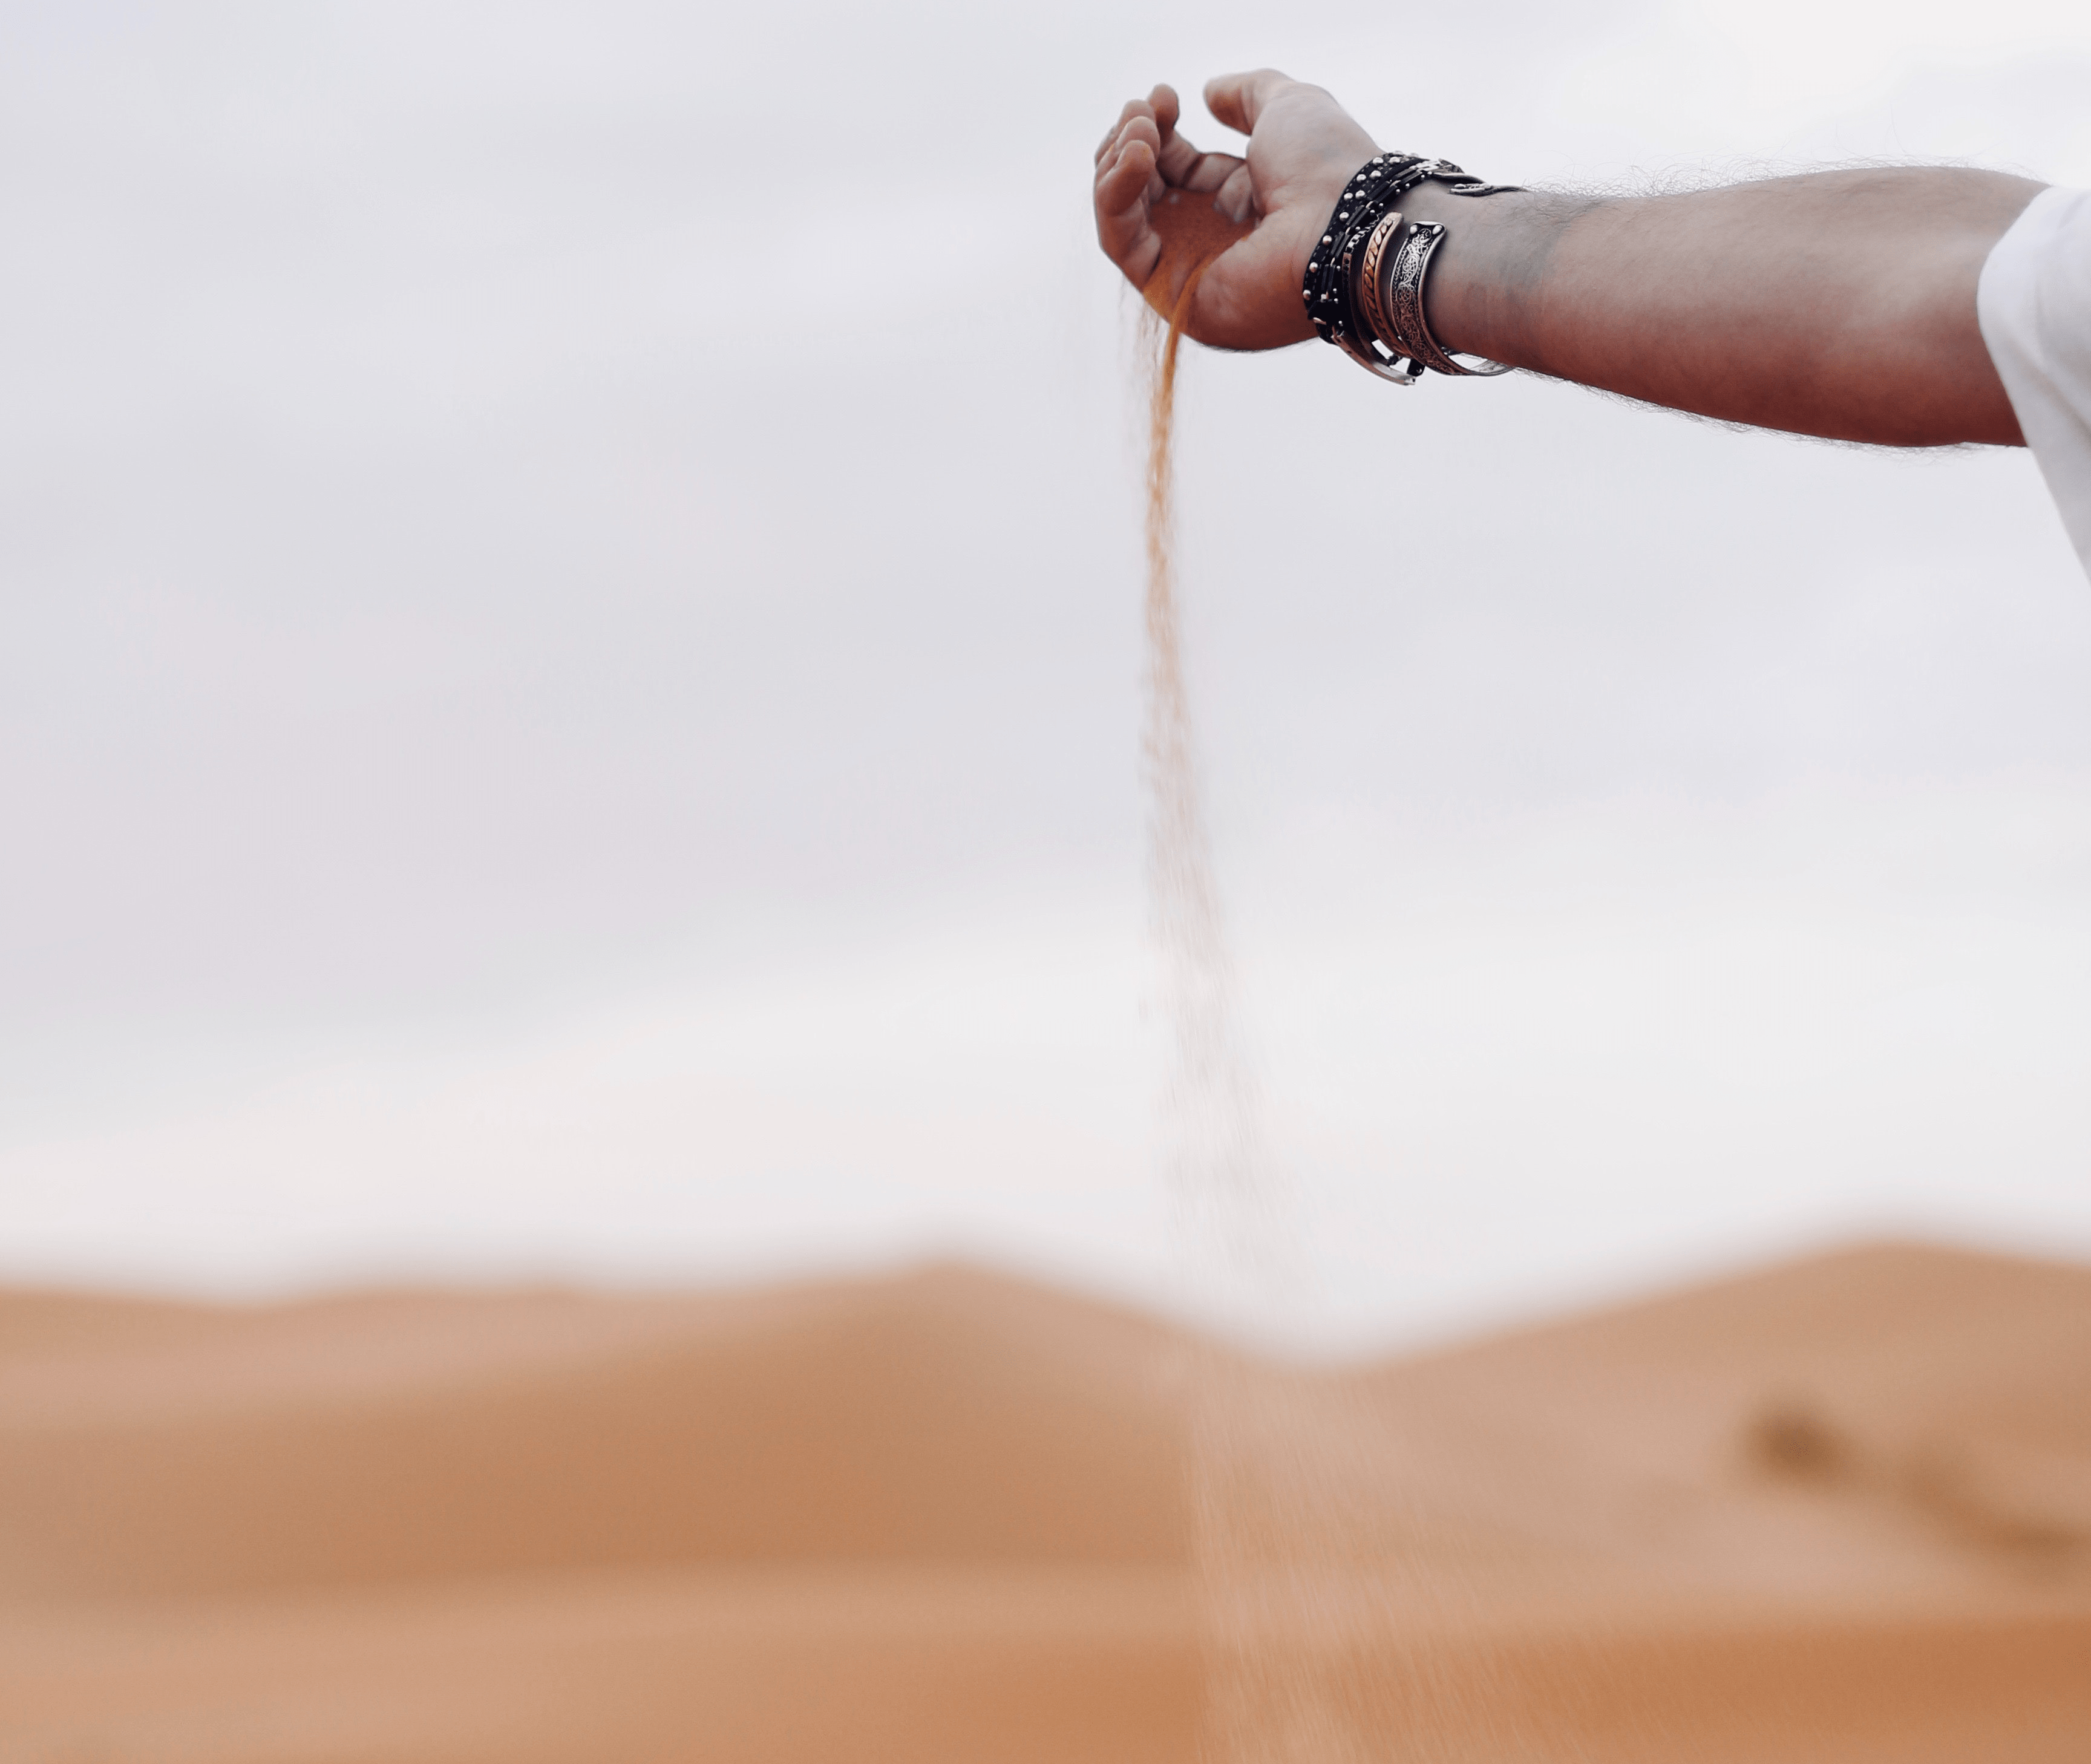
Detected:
[{"left": 1093, "top": 72, "right": 1380, "bottom": 350}]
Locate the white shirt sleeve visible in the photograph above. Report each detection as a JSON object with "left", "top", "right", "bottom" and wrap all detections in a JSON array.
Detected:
[{"left": 1978, "top": 185, "right": 2091, "bottom": 578}]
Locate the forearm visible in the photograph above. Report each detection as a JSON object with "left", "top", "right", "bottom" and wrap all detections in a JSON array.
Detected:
[{"left": 1406, "top": 168, "right": 2046, "bottom": 446}]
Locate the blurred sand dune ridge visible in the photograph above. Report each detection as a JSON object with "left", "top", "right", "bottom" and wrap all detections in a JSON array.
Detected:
[{"left": 1, "top": 1243, "right": 2088, "bottom": 1759}]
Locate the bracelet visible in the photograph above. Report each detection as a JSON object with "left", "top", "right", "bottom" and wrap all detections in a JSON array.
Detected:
[
  {"left": 1301, "top": 152, "right": 1519, "bottom": 384},
  {"left": 1386, "top": 221, "right": 1515, "bottom": 379},
  {"left": 1352, "top": 209, "right": 1413, "bottom": 381},
  {"left": 1364, "top": 212, "right": 1516, "bottom": 380}
]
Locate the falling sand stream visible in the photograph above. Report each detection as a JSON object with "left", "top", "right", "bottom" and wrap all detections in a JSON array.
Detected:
[{"left": 1137, "top": 192, "right": 1511, "bottom": 1764}]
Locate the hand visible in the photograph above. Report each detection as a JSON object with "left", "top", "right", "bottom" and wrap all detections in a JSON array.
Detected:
[{"left": 1091, "top": 71, "right": 1380, "bottom": 350}]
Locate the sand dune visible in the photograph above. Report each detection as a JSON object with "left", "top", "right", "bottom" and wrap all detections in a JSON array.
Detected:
[
  {"left": 0, "top": 1269, "right": 1181, "bottom": 1599},
  {"left": 2, "top": 1243, "right": 2086, "bottom": 1760},
  {"left": 1340, "top": 1243, "right": 2091, "bottom": 1599}
]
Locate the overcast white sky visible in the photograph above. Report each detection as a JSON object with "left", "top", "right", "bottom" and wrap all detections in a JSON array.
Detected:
[{"left": 5, "top": 0, "right": 2091, "bottom": 1347}]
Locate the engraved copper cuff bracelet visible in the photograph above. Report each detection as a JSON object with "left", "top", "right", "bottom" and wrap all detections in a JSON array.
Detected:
[{"left": 1352, "top": 212, "right": 1516, "bottom": 382}]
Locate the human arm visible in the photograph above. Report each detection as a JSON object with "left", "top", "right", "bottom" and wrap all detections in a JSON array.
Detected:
[{"left": 1093, "top": 71, "right": 2045, "bottom": 447}]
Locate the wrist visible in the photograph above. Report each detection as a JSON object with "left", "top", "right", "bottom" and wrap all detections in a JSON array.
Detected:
[
  {"left": 1403, "top": 188, "right": 1597, "bottom": 368},
  {"left": 1385, "top": 183, "right": 1515, "bottom": 361},
  {"left": 1302, "top": 154, "right": 1537, "bottom": 376},
  {"left": 1288, "top": 155, "right": 1380, "bottom": 290}
]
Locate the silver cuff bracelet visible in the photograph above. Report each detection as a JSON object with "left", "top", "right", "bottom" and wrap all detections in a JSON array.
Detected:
[{"left": 1381, "top": 219, "right": 1515, "bottom": 379}]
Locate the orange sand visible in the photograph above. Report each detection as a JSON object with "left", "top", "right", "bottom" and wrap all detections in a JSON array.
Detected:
[
  {"left": 2, "top": 1241, "right": 2087, "bottom": 1760},
  {"left": 1142, "top": 188, "right": 1254, "bottom": 322}
]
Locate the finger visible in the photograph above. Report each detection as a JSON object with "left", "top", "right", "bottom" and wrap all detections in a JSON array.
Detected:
[
  {"left": 1113, "top": 113, "right": 1162, "bottom": 173},
  {"left": 1156, "top": 126, "right": 1242, "bottom": 193},
  {"left": 1093, "top": 84, "right": 1179, "bottom": 167},
  {"left": 1147, "top": 82, "right": 1203, "bottom": 185},
  {"left": 1095, "top": 131, "right": 1154, "bottom": 207},
  {"left": 1093, "top": 113, "right": 1162, "bottom": 195},
  {"left": 1203, "top": 67, "right": 1297, "bottom": 137},
  {"left": 1095, "top": 95, "right": 1156, "bottom": 166},
  {"left": 1151, "top": 119, "right": 1244, "bottom": 192},
  {"left": 1094, "top": 135, "right": 1162, "bottom": 284},
  {"left": 1149, "top": 83, "right": 1180, "bottom": 142},
  {"left": 1096, "top": 85, "right": 1237, "bottom": 192}
]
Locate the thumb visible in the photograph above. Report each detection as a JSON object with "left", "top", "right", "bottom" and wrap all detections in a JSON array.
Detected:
[{"left": 1203, "top": 67, "right": 1297, "bottom": 137}]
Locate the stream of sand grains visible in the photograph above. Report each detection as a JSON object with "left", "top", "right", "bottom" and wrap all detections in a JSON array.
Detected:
[{"left": 1138, "top": 204, "right": 1421, "bottom": 1764}]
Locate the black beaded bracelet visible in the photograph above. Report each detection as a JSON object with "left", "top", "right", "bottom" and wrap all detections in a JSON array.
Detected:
[{"left": 1301, "top": 152, "right": 1520, "bottom": 383}]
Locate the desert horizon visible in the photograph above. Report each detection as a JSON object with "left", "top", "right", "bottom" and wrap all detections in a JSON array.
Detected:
[{"left": 4, "top": 1235, "right": 2086, "bottom": 1760}]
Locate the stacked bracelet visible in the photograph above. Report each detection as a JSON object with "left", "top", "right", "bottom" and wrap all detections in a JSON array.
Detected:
[{"left": 1301, "top": 152, "right": 1519, "bottom": 384}]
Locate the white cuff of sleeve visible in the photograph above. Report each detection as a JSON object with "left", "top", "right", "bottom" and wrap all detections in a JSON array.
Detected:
[{"left": 1978, "top": 185, "right": 2091, "bottom": 577}]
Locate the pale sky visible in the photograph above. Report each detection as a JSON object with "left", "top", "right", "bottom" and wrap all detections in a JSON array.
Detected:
[{"left": 5, "top": 0, "right": 2091, "bottom": 1347}]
